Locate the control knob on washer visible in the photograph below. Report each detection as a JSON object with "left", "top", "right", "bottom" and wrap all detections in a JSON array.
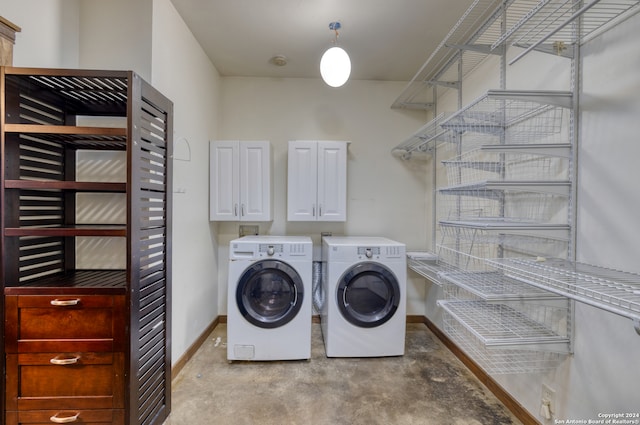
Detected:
[
  {"left": 365, "top": 248, "right": 373, "bottom": 258},
  {"left": 267, "top": 246, "right": 275, "bottom": 256}
]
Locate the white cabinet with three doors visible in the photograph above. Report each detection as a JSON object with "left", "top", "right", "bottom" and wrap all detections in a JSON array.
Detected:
[
  {"left": 287, "top": 140, "right": 348, "bottom": 221},
  {"left": 209, "top": 140, "right": 272, "bottom": 221}
]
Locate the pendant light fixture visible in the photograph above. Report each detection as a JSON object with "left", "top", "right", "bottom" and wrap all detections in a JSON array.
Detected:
[{"left": 320, "top": 22, "right": 351, "bottom": 88}]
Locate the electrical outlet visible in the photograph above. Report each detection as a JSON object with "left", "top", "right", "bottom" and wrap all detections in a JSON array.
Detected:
[{"left": 541, "top": 384, "right": 556, "bottom": 419}]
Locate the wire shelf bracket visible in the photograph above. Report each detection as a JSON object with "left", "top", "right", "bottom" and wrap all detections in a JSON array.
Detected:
[{"left": 392, "top": 113, "right": 448, "bottom": 160}]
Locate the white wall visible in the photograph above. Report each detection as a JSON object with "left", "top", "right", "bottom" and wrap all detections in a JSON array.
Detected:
[
  {"left": 425, "top": 11, "right": 640, "bottom": 423},
  {"left": 79, "top": 0, "right": 153, "bottom": 79},
  {"left": 568, "top": 11, "right": 640, "bottom": 419},
  {"left": 150, "top": 0, "right": 221, "bottom": 363},
  {"left": 0, "top": 0, "right": 79, "bottom": 67},
  {"left": 217, "top": 77, "right": 430, "bottom": 316}
]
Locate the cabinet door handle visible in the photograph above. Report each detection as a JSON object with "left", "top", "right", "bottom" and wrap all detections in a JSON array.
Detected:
[
  {"left": 312, "top": 204, "right": 316, "bottom": 217},
  {"left": 241, "top": 204, "right": 245, "bottom": 216},
  {"left": 319, "top": 204, "right": 322, "bottom": 217},
  {"left": 50, "top": 299, "right": 80, "bottom": 307},
  {"left": 50, "top": 355, "right": 81, "bottom": 365},
  {"left": 234, "top": 203, "right": 238, "bottom": 217},
  {"left": 49, "top": 412, "right": 80, "bottom": 423}
]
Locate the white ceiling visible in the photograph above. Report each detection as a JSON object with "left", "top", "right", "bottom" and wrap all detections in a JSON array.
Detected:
[{"left": 169, "top": 0, "right": 476, "bottom": 82}]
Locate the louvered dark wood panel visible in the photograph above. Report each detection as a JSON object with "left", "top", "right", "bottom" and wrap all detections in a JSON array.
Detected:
[{"left": 127, "top": 76, "right": 172, "bottom": 425}]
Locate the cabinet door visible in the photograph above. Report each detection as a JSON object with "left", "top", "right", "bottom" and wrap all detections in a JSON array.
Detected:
[
  {"left": 210, "top": 141, "right": 240, "bottom": 221},
  {"left": 287, "top": 141, "right": 319, "bottom": 221},
  {"left": 239, "top": 141, "right": 272, "bottom": 221},
  {"left": 317, "top": 141, "right": 347, "bottom": 222}
]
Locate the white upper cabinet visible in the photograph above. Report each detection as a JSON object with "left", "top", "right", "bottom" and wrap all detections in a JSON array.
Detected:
[
  {"left": 210, "top": 140, "right": 272, "bottom": 221},
  {"left": 287, "top": 140, "right": 347, "bottom": 221}
]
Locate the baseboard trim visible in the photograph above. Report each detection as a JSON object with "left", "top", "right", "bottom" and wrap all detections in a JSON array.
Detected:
[
  {"left": 171, "top": 317, "right": 220, "bottom": 381},
  {"left": 423, "top": 316, "right": 539, "bottom": 425},
  {"left": 406, "top": 314, "right": 425, "bottom": 323}
]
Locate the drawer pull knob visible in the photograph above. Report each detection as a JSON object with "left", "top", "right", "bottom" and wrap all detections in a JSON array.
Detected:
[
  {"left": 50, "top": 299, "right": 80, "bottom": 306},
  {"left": 50, "top": 355, "right": 81, "bottom": 365},
  {"left": 49, "top": 412, "right": 80, "bottom": 423}
]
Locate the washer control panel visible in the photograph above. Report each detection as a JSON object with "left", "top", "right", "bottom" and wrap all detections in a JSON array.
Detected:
[{"left": 259, "top": 244, "right": 283, "bottom": 257}]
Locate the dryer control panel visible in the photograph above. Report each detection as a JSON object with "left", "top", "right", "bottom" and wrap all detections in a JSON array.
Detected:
[
  {"left": 324, "top": 236, "right": 405, "bottom": 263},
  {"left": 356, "top": 245, "right": 404, "bottom": 260}
]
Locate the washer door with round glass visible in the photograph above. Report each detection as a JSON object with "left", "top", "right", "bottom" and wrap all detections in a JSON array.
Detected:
[
  {"left": 337, "top": 262, "right": 400, "bottom": 328},
  {"left": 236, "top": 259, "right": 304, "bottom": 329}
]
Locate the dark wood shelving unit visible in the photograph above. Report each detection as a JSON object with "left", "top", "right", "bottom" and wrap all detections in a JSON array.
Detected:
[{"left": 1, "top": 67, "right": 173, "bottom": 425}]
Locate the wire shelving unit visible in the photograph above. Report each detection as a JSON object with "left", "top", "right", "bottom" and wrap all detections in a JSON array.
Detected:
[
  {"left": 442, "top": 148, "right": 570, "bottom": 186},
  {"left": 488, "top": 257, "right": 640, "bottom": 332},
  {"left": 442, "top": 312, "right": 566, "bottom": 374},
  {"left": 436, "top": 246, "right": 572, "bottom": 373},
  {"left": 439, "top": 300, "right": 570, "bottom": 350},
  {"left": 440, "top": 89, "right": 572, "bottom": 137},
  {"left": 399, "top": 0, "right": 640, "bottom": 377},
  {"left": 391, "top": 0, "right": 640, "bottom": 109},
  {"left": 436, "top": 246, "right": 564, "bottom": 300},
  {"left": 497, "top": 0, "right": 640, "bottom": 64},
  {"left": 420, "top": 88, "right": 576, "bottom": 372}
]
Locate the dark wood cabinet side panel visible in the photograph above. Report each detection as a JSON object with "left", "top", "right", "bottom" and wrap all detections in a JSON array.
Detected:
[
  {"left": 3, "top": 411, "right": 17, "bottom": 425},
  {"left": 4, "top": 296, "right": 18, "bottom": 353},
  {"left": 112, "top": 296, "right": 127, "bottom": 352},
  {"left": 1, "top": 297, "right": 3, "bottom": 425},
  {"left": 113, "top": 353, "right": 125, "bottom": 409},
  {"left": 5, "top": 354, "right": 18, "bottom": 411},
  {"left": 3, "top": 137, "right": 22, "bottom": 287}
]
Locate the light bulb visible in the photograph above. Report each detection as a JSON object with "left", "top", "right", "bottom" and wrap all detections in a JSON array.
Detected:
[{"left": 320, "top": 46, "right": 351, "bottom": 88}]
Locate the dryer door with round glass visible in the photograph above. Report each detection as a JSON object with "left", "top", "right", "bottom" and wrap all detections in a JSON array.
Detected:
[
  {"left": 337, "top": 262, "right": 401, "bottom": 328},
  {"left": 236, "top": 259, "right": 304, "bottom": 329}
]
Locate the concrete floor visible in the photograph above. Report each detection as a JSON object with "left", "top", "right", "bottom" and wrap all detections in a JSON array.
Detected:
[{"left": 164, "top": 323, "right": 522, "bottom": 425}]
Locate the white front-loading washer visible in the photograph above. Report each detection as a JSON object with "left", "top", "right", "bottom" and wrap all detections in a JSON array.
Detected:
[
  {"left": 321, "top": 236, "right": 407, "bottom": 357},
  {"left": 227, "top": 235, "right": 313, "bottom": 361}
]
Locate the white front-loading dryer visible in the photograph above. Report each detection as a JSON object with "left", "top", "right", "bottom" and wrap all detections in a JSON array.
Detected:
[
  {"left": 227, "top": 235, "right": 312, "bottom": 361},
  {"left": 321, "top": 236, "right": 407, "bottom": 357}
]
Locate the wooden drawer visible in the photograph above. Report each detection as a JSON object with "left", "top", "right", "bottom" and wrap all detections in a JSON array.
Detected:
[
  {"left": 5, "top": 352, "right": 125, "bottom": 411},
  {"left": 4, "top": 294, "right": 126, "bottom": 353},
  {"left": 5, "top": 409, "right": 125, "bottom": 424}
]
